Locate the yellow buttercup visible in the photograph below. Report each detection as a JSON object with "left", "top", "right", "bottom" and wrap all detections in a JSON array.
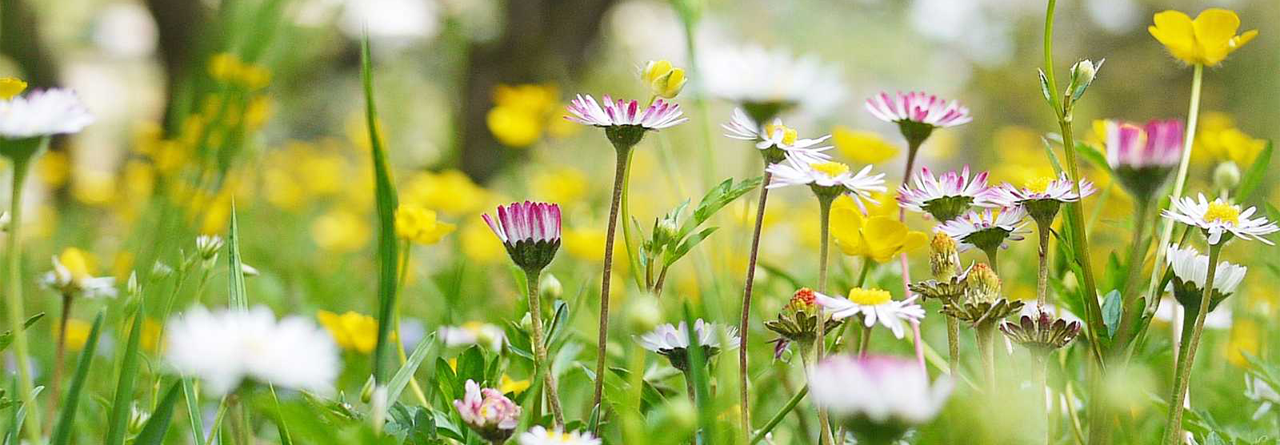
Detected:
[
  {"left": 830, "top": 200, "right": 927, "bottom": 263},
  {"left": 1148, "top": 9, "right": 1257, "bottom": 67}
]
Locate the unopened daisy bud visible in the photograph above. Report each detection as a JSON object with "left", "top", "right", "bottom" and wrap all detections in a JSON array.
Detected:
[
  {"left": 360, "top": 374, "right": 377, "bottom": 403},
  {"left": 194, "top": 235, "right": 224, "bottom": 261},
  {"left": 965, "top": 263, "right": 1001, "bottom": 304},
  {"left": 1067, "top": 59, "right": 1103, "bottom": 102},
  {"left": 653, "top": 213, "right": 679, "bottom": 247},
  {"left": 625, "top": 297, "right": 662, "bottom": 334},
  {"left": 482, "top": 201, "right": 562, "bottom": 273},
  {"left": 1213, "top": 161, "right": 1241, "bottom": 192},
  {"left": 128, "top": 402, "right": 150, "bottom": 435},
  {"left": 539, "top": 273, "right": 562, "bottom": 300},
  {"left": 930, "top": 233, "right": 961, "bottom": 282},
  {"left": 641, "top": 60, "right": 687, "bottom": 99}
]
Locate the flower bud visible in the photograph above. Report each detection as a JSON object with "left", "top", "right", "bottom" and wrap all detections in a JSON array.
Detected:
[
  {"left": 127, "top": 272, "right": 142, "bottom": 297},
  {"left": 360, "top": 374, "right": 377, "bottom": 403},
  {"left": 965, "top": 262, "right": 1001, "bottom": 304},
  {"left": 150, "top": 261, "right": 174, "bottom": 280},
  {"left": 1213, "top": 161, "right": 1241, "bottom": 192},
  {"left": 653, "top": 213, "right": 680, "bottom": 247},
  {"left": 539, "top": 273, "right": 562, "bottom": 300},
  {"left": 641, "top": 60, "right": 687, "bottom": 99},
  {"left": 194, "top": 235, "right": 224, "bottom": 261},
  {"left": 128, "top": 402, "right": 150, "bottom": 435},
  {"left": 625, "top": 297, "right": 663, "bottom": 334},
  {"left": 1068, "top": 59, "right": 1103, "bottom": 102},
  {"left": 930, "top": 232, "right": 961, "bottom": 282}
]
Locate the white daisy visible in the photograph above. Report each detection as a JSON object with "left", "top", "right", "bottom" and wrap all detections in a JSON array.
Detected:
[
  {"left": 809, "top": 355, "right": 951, "bottom": 429},
  {"left": 935, "top": 207, "right": 1031, "bottom": 252},
  {"left": 700, "top": 44, "right": 847, "bottom": 116},
  {"left": 1161, "top": 194, "right": 1278, "bottom": 245},
  {"left": 438, "top": 322, "right": 505, "bottom": 351},
  {"left": 814, "top": 288, "right": 925, "bottom": 339},
  {"left": 990, "top": 173, "right": 1097, "bottom": 207},
  {"left": 1164, "top": 243, "right": 1248, "bottom": 297},
  {"left": 897, "top": 165, "right": 997, "bottom": 221},
  {"left": 40, "top": 254, "right": 117, "bottom": 299},
  {"left": 0, "top": 88, "right": 94, "bottom": 139},
  {"left": 766, "top": 158, "right": 887, "bottom": 210},
  {"left": 519, "top": 426, "right": 601, "bottom": 445},
  {"left": 721, "top": 108, "right": 832, "bottom": 164},
  {"left": 565, "top": 94, "right": 686, "bottom": 130},
  {"left": 865, "top": 91, "right": 972, "bottom": 129},
  {"left": 635, "top": 319, "right": 739, "bottom": 355},
  {"left": 165, "top": 306, "right": 339, "bottom": 395}
]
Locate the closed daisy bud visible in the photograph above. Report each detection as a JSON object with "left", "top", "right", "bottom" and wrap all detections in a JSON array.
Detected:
[
  {"left": 194, "top": 235, "right": 224, "bottom": 261},
  {"left": 641, "top": 60, "right": 687, "bottom": 99},
  {"left": 930, "top": 232, "right": 961, "bottom": 282},
  {"left": 965, "top": 263, "right": 1001, "bottom": 305},
  {"left": 128, "top": 402, "right": 150, "bottom": 435}
]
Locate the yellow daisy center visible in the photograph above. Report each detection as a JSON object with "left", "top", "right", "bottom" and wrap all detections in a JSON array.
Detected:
[
  {"left": 1203, "top": 201, "right": 1241, "bottom": 226},
  {"left": 812, "top": 161, "right": 850, "bottom": 179},
  {"left": 1024, "top": 176, "right": 1053, "bottom": 194},
  {"left": 764, "top": 123, "right": 799, "bottom": 145},
  {"left": 847, "top": 288, "right": 892, "bottom": 306}
]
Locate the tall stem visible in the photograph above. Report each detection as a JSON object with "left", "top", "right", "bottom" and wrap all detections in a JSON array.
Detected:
[
  {"left": 1163, "top": 243, "right": 1221, "bottom": 444},
  {"left": 6, "top": 152, "right": 40, "bottom": 443},
  {"left": 946, "top": 316, "right": 960, "bottom": 376},
  {"left": 590, "top": 145, "right": 631, "bottom": 426},
  {"left": 525, "top": 268, "right": 565, "bottom": 427},
  {"left": 1035, "top": 354, "right": 1053, "bottom": 445},
  {"left": 1036, "top": 223, "right": 1051, "bottom": 307},
  {"left": 899, "top": 143, "right": 927, "bottom": 372},
  {"left": 738, "top": 169, "right": 772, "bottom": 435},
  {"left": 48, "top": 292, "right": 74, "bottom": 424},
  {"left": 975, "top": 324, "right": 997, "bottom": 394},
  {"left": 814, "top": 196, "right": 834, "bottom": 445},
  {"left": 1113, "top": 200, "right": 1152, "bottom": 347}
]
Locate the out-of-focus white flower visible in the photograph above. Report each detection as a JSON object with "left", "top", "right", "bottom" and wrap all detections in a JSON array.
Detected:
[
  {"left": 438, "top": 322, "right": 505, "bottom": 351},
  {"left": 1162, "top": 194, "right": 1278, "bottom": 245},
  {"left": 815, "top": 288, "right": 925, "bottom": 339},
  {"left": 810, "top": 355, "right": 951, "bottom": 441},
  {"left": 453, "top": 379, "right": 520, "bottom": 442},
  {"left": 722, "top": 108, "right": 832, "bottom": 164},
  {"left": 1245, "top": 374, "right": 1280, "bottom": 420},
  {"left": 337, "top": 0, "right": 440, "bottom": 46},
  {"left": 165, "top": 306, "right": 339, "bottom": 395},
  {"left": 0, "top": 89, "right": 94, "bottom": 139},
  {"left": 700, "top": 45, "right": 847, "bottom": 116},
  {"left": 40, "top": 249, "right": 116, "bottom": 299},
  {"left": 91, "top": 2, "right": 158, "bottom": 58},
  {"left": 1153, "top": 298, "right": 1232, "bottom": 330},
  {"left": 519, "top": 426, "right": 601, "bottom": 445}
]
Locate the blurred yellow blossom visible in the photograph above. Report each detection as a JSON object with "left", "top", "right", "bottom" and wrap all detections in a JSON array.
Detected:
[
  {"left": 833, "top": 126, "right": 899, "bottom": 165},
  {"left": 460, "top": 219, "right": 505, "bottom": 264},
  {"left": 499, "top": 374, "right": 531, "bottom": 395},
  {"left": 209, "top": 52, "right": 272, "bottom": 90},
  {"left": 317, "top": 310, "right": 381, "bottom": 354},
  {"left": 57, "top": 248, "right": 99, "bottom": 283},
  {"left": 401, "top": 169, "right": 489, "bottom": 216},
  {"left": 486, "top": 83, "right": 560, "bottom": 148},
  {"left": 140, "top": 319, "right": 163, "bottom": 352},
  {"left": 532, "top": 167, "right": 588, "bottom": 204},
  {"left": 57, "top": 319, "right": 92, "bottom": 352},
  {"left": 990, "top": 126, "right": 1055, "bottom": 185},
  {"left": 487, "top": 106, "right": 544, "bottom": 147},
  {"left": 1194, "top": 112, "right": 1265, "bottom": 167},
  {"left": 72, "top": 170, "right": 117, "bottom": 207},
  {"left": 311, "top": 209, "right": 371, "bottom": 252},
  {"left": 395, "top": 204, "right": 456, "bottom": 245},
  {"left": 1148, "top": 9, "right": 1257, "bottom": 67},
  {"left": 0, "top": 77, "right": 27, "bottom": 99},
  {"left": 1226, "top": 318, "right": 1260, "bottom": 367},
  {"left": 830, "top": 200, "right": 927, "bottom": 263},
  {"left": 641, "top": 60, "right": 687, "bottom": 99},
  {"left": 563, "top": 227, "right": 607, "bottom": 263},
  {"left": 37, "top": 151, "right": 70, "bottom": 187}
]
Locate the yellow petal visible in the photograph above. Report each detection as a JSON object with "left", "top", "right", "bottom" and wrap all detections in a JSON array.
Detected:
[
  {"left": 1232, "top": 29, "right": 1258, "bottom": 50},
  {"left": 900, "top": 231, "right": 929, "bottom": 254},
  {"left": 0, "top": 77, "right": 27, "bottom": 100},
  {"left": 1192, "top": 9, "right": 1241, "bottom": 49},
  {"left": 829, "top": 206, "right": 866, "bottom": 256},
  {"left": 1150, "top": 11, "right": 1198, "bottom": 63}
]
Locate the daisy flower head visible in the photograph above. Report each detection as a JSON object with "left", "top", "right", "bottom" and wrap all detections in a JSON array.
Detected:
[
  {"left": 990, "top": 173, "right": 1097, "bottom": 224},
  {"left": 722, "top": 108, "right": 832, "bottom": 164},
  {"left": 814, "top": 288, "right": 925, "bottom": 339},
  {"left": 897, "top": 165, "right": 996, "bottom": 222},
  {"left": 999, "top": 307, "right": 1082, "bottom": 355},
  {"left": 164, "top": 306, "right": 339, "bottom": 395},
  {"left": 40, "top": 248, "right": 116, "bottom": 300},
  {"left": 454, "top": 379, "right": 521, "bottom": 443},
  {"left": 635, "top": 319, "right": 740, "bottom": 371},
  {"left": 809, "top": 355, "right": 951, "bottom": 443},
  {"left": 865, "top": 91, "right": 971, "bottom": 148},
  {"left": 519, "top": 426, "right": 601, "bottom": 445},
  {"left": 482, "top": 201, "right": 561, "bottom": 272},
  {"left": 1101, "top": 119, "right": 1183, "bottom": 200},
  {"left": 766, "top": 158, "right": 887, "bottom": 207},
  {"left": 1165, "top": 243, "right": 1248, "bottom": 313},
  {"left": 700, "top": 44, "right": 847, "bottom": 122},
  {"left": 765, "top": 288, "right": 841, "bottom": 359},
  {"left": 565, "top": 94, "right": 686, "bottom": 150},
  {"left": 935, "top": 206, "right": 1030, "bottom": 254},
  {"left": 1161, "top": 194, "right": 1278, "bottom": 245},
  {"left": 0, "top": 88, "right": 94, "bottom": 159}
]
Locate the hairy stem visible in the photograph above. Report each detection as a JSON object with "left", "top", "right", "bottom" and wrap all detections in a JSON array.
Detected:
[
  {"left": 526, "top": 268, "right": 565, "bottom": 427},
  {"left": 739, "top": 169, "right": 773, "bottom": 434},
  {"left": 900, "top": 142, "right": 927, "bottom": 372},
  {"left": 1036, "top": 222, "right": 1051, "bottom": 307},
  {"left": 1163, "top": 243, "right": 1221, "bottom": 444},
  {"left": 815, "top": 196, "right": 835, "bottom": 445},
  {"left": 976, "top": 323, "right": 997, "bottom": 394},
  {"left": 590, "top": 145, "right": 632, "bottom": 427}
]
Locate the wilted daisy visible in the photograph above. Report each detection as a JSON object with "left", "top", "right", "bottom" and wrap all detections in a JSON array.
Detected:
[
  {"left": 1162, "top": 194, "right": 1278, "bottom": 245},
  {"left": 999, "top": 308, "right": 1082, "bottom": 355},
  {"left": 453, "top": 379, "right": 521, "bottom": 443},
  {"left": 897, "top": 165, "right": 997, "bottom": 222},
  {"left": 1164, "top": 243, "right": 1248, "bottom": 313},
  {"left": 519, "top": 426, "right": 601, "bottom": 445},
  {"left": 481, "top": 201, "right": 562, "bottom": 272},
  {"left": 439, "top": 322, "right": 505, "bottom": 351},
  {"left": 722, "top": 108, "right": 832, "bottom": 164},
  {"left": 809, "top": 355, "right": 951, "bottom": 444},
  {"left": 935, "top": 206, "right": 1030, "bottom": 257},
  {"left": 40, "top": 248, "right": 117, "bottom": 299},
  {"left": 815, "top": 288, "right": 924, "bottom": 340},
  {"left": 0, "top": 88, "right": 94, "bottom": 142},
  {"left": 865, "top": 91, "right": 971, "bottom": 148},
  {"left": 766, "top": 158, "right": 886, "bottom": 208},
  {"left": 165, "top": 306, "right": 339, "bottom": 395},
  {"left": 635, "top": 319, "right": 739, "bottom": 372},
  {"left": 700, "top": 44, "right": 846, "bottom": 121},
  {"left": 990, "top": 173, "right": 1097, "bottom": 223},
  {"left": 565, "top": 94, "right": 685, "bottom": 149},
  {"left": 1101, "top": 119, "right": 1183, "bottom": 200}
]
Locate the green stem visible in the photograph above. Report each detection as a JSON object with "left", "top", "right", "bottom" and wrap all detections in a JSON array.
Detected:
[
  {"left": 857, "top": 324, "right": 873, "bottom": 358},
  {"left": 900, "top": 142, "right": 927, "bottom": 372},
  {"left": 621, "top": 148, "right": 642, "bottom": 290},
  {"left": 48, "top": 292, "right": 74, "bottom": 428},
  {"left": 976, "top": 324, "right": 997, "bottom": 394},
  {"left": 814, "top": 196, "right": 835, "bottom": 445},
  {"left": 1036, "top": 222, "right": 1052, "bottom": 307},
  {"left": 204, "top": 396, "right": 230, "bottom": 445},
  {"left": 946, "top": 316, "right": 960, "bottom": 376},
  {"left": 982, "top": 246, "right": 1000, "bottom": 274},
  {"left": 1035, "top": 354, "right": 1053, "bottom": 445},
  {"left": 1163, "top": 243, "right": 1221, "bottom": 444},
  {"left": 590, "top": 144, "right": 632, "bottom": 429},
  {"left": 525, "top": 268, "right": 564, "bottom": 427},
  {"left": 750, "top": 384, "right": 809, "bottom": 445},
  {"left": 739, "top": 169, "right": 772, "bottom": 435},
  {"left": 6, "top": 151, "right": 40, "bottom": 443},
  {"left": 1113, "top": 200, "right": 1153, "bottom": 349}
]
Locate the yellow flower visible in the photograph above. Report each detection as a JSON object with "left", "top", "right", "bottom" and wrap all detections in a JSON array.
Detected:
[
  {"left": 401, "top": 170, "right": 489, "bottom": 216},
  {"left": 641, "top": 60, "right": 687, "bottom": 99},
  {"left": 487, "top": 106, "right": 544, "bottom": 147},
  {"left": 1195, "top": 113, "right": 1266, "bottom": 167},
  {"left": 1148, "top": 9, "right": 1258, "bottom": 66},
  {"left": 1227, "top": 318, "right": 1259, "bottom": 367},
  {"left": 395, "top": 204, "right": 456, "bottom": 245},
  {"left": 57, "top": 319, "right": 92, "bottom": 352},
  {"left": 563, "top": 227, "right": 607, "bottom": 263},
  {"left": 499, "top": 374, "right": 531, "bottom": 395},
  {"left": 460, "top": 219, "right": 506, "bottom": 264},
  {"left": 833, "top": 126, "right": 899, "bottom": 165},
  {"left": 317, "top": 310, "right": 383, "bottom": 354},
  {"left": 37, "top": 151, "right": 70, "bottom": 187},
  {"left": 0, "top": 77, "right": 27, "bottom": 99},
  {"left": 830, "top": 201, "right": 927, "bottom": 263},
  {"left": 311, "top": 209, "right": 371, "bottom": 252},
  {"left": 532, "top": 167, "right": 588, "bottom": 204},
  {"left": 140, "top": 318, "right": 163, "bottom": 352}
]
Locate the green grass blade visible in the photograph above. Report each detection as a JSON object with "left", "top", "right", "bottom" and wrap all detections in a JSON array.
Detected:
[
  {"left": 227, "top": 200, "right": 249, "bottom": 311},
  {"left": 49, "top": 311, "right": 105, "bottom": 445},
  {"left": 0, "top": 312, "right": 47, "bottom": 352},
  {"left": 182, "top": 378, "right": 205, "bottom": 445},
  {"left": 270, "top": 384, "right": 293, "bottom": 445},
  {"left": 386, "top": 333, "right": 436, "bottom": 406},
  {"left": 134, "top": 380, "right": 183, "bottom": 445},
  {"left": 361, "top": 33, "right": 401, "bottom": 383},
  {"left": 105, "top": 305, "right": 146, "bottom": 445}
]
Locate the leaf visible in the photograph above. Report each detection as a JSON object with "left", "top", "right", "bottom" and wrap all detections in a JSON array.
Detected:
[
  {"left": 50, "top": 312, "right": 105, "bottom": 445},
  {"left": 1102, "top": 290, "right": 1122, "bottom": 339},
  {"left": 362, "top": 33, "right": 402, "bottom": 383},
  {"left": 227, "top": 200, "right": 248, "bottom": 310},
  {"left": 387, "top": 333, "right": 436, "bottom": 406},
  {"left": 105, "top": 305, "right": 146, "bottom": 445},
  {"left": 681, "top": 176, "right": 762, "bottom": 239},
  {"left": 1075, "top": 141, "right": 1113, "bottom": 175},
  {"left": 1235, "top": 140, "right": 1272, "bottom": 203},
  {"left": 1038, "top": 69, "right": 1053, "bottom": 105},
  {"left": 181, "top": 378, "right": 205, "bottom": 445},
  {"left": 455, "top": 347, "right": 486, "bottom": 390},
  {"left": 0, "top": 313, "right": 46, "bottom": 353},
  {"left": 133, "top": 380, "right": 183, "bottom": 445},
  {"left": 270, "top": 384, "right": 294, "bottom": 445}
]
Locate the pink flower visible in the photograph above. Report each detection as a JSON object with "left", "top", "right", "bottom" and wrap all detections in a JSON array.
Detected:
[
  {"left": 482, "top": 201, "right": 562, "bottom": 271},
  {"left": 865, "top": 92, "right": 971, "bottom": 128},
  {"left": 1103, "top": 119, "right": 1183, "bottom": 170},
  {"left": 897, "top": 165, "right": 997, "bottom": 222},
  {"left": 565, "top": 94, "right": 686, "bottom": 130},
  {"left": 454, "top": 379, "right": 521, "bottom": 442}
]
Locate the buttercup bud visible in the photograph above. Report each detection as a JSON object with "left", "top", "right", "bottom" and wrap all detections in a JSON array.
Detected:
[{"left": 642, "top": 60, "right": 688, "bottom": 99}]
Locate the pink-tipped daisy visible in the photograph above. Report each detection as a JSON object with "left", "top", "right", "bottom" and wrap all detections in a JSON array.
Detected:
[
  {"left": 722, "top": 108, "right": 832, "bottom": 164},
  {"left": 766, "top": 158, "right": 887, "bottom": 209},
  {"left": 1101, "top": 119, "right": 1183, "bottom": 199},
  {"left": 481, "top": 201, "right": 562, "bottom": 271},
  {"left": 565, "top": 94, "right": 686, "bottom": 149},
  {"left": 935, "top": 206, "right": 1031, "bottom": 253},
  {"left": 989, "top": 173, "right": 1097, "bottom": 223},
  {"left": 897, "top": 165, "right": 997, "bottom": 222},
  {"left": 866, "top": 91, "right": 970, "bottom": 147},
  {"left": 1161, "top": 194, "right": 1278, "bottom": 245},
  {"left": 814, "top": 288, "right": 925, "bottom": 339}
]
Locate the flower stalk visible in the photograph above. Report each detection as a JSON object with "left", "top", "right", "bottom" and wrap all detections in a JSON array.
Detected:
[
  {"left": 899, "top": 140, "right": 928, "bottom": 372},
  {"left": 1162, "top": 242, "right": 1221, "bottom": 444},
  {"left": 738, "top": 169, "right": 772, "bottom": 436},
  {"left": 525, "top": 268, "right": 565, "bottom": 427},
  {"left": 591, "top": 143, "right": 632, "bottom": 422},
  {"left": 5, "top": 144, "right": 41, "bottom": 443},
  {"left": 814, "top": 194, "right": 835, "bottom": 445}
]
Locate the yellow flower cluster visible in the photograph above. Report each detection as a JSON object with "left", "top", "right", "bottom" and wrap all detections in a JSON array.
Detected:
[
  {"left": 209, "top": 53, "right": 272, "bottom": 91},
  {"left": 400, "top": 169, "right": 491, "bottom": 216},
  {"left": 486, "top": 84, "right": 575, "bottom": 148},
  {"left": 395, "top": 204, "right": 456, "bottom": 245},
  {"left": 316, "top": 310, "right": 383, "bottom": 354}
]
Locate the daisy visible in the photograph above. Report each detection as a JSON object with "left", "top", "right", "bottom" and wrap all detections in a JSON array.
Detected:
[
  {"left": 1164, "top": 243, "right": 1248, "bottom": 313},
  {"left": 700, "top": 45, "right": 846, "bottom": 120},
  {"left": 722, "top": 108, "right": 832, "bottom": 164},
  {"left": 0, "top": 88, "right": 94, "bottom": 140},
  {"left": 565, "top": 94, "right": 685, "bottom": 150},
  {"left": 897, "top": 165, "right": 997, "bottom": 222},
  {"left": 766, "top": 158, "right": 887, "bottom": 209},
  {"left": 935, "top": 206, "right": 1031, "bottom": 253},
  {"left": 482, "top": 201, "right": 562, "bottom": 272},
  {"left": 990, "top": 173, "right": 1097, "bottom": 223},
  {"left": 999, "top": 307, "right": 1083, "bottom": 355},
  {"left": 1101, "top": 119, "right": 1183, "bottom": 199},
  {"left": 1162, "top": 194, "right": 1278, "bottom": 245},
  {"left": 438, "top": 322, "right": 505, "bottom": 351},
  {"left": 815, "top": 288, "right": 925, "bottom": 339},
  {"left": 454, "top": 379, "right": 521, "bottom": 443},
  {"left": 40, "top": 250, "right": 116, "bottom": 300},
  {"left": 635, "top": 319, "right": 739, "bottom": 371},
  {"left": 809, "top": 355, "right": 951, "bottom": 443},
  {"left": 519, "top": 426, "right": 601, "bottom": 445},
  {"left": 865, "top": 91, "right": 971, "bottom": 148},
  {"left": 165, "top": 306, "right": 339, "bottom": 395}
]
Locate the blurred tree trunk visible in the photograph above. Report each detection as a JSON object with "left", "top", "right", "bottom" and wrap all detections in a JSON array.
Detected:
[
  {"left": 457, "top": 0, "right": 617, "bottom": 183},
  {"left": 144, "top": 0, "right": 208, "bottom": 130}
]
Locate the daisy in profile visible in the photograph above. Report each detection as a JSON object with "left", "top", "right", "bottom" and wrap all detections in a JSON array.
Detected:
[
  {"left": 722, "top": 108, "right": 832, "bottom": 165},
  {"left": 0, "top": 88, "right": 94, "bottom": 144},
  {"left": 815, "top": 288, "right": 925, "bottom": 340},
  {"left": 565, "top": 94, "right": 686, "bottom": 149},
  {"left": 897, "top": 166, "right": 997, "bottom": 222},
  {"left": 165, "top": 306, "right": 339, "bottom": 395},
  {"left": 1164, "top": 243, "right": 1248, "bottom": 314},
  {"left": 1100, "top": 119, "right": 1183, "bottom": 200},
  {"left": 935, "top": 206, "right": 1030, "bottom": 265},
  {"left": 865, "top": 91, "right": 971, "bottom": 149},
  {"left": 809, "top": 355, "right": 951, "bottom": 444},
  {"left": 766, "top": 158, "right": 886, "bottom": 209},
  {"left": 636, "top": 319, "right": 739, "bottom": 372},
  {"left": 1162, "top": 194, "right": 1278, "bottom": 245},
  {"left": 700, "top": 44, "right": 846, "bottom": 122},
  {"left": 519, "top": 426, "right": 601, "bottom": 445},
  {"left": 990, "top": 173, "right": 1096, "bottom": 225}
]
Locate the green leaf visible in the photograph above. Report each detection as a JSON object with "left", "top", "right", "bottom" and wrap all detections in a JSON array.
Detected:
[
  {"left": 666, "top": 226, "right": 718, "bottom": 266},
  {"left": 1038, "top": 69, "right": 1053, "bottom": 105},
  {"left": 387, "top": 333, "right": 436, "bottom": 406},
  {"left": 270, "top": 384, "right": 294, "bottom": 445},
  {"left": 1234, "top": 140, "right": 1272, "bottom": 202},
  {"left": 133, "top": 380, "right": 183, "bottom": 445},
  {"left": 105, "top": 305, "right": 146, "bottom": 445},
  {"left": 50, "top": 312, "right": 105, "bottom": 445},
  {"left": 227, "top": 200, "right": 248, "bottom": 310},
  {"left": 362, "top": 33, "right": 402, "bottom": 383},
  {"left": 682, "top": 176, "right": 762, "bottom": 238},
  {"left": 0, "top": 312, "right": 46, "bottom": 352},
  {"left": 1075, "top": 141, "right": 1113, "bottom": 175},
  {"left": 182, "top": 378, "right": 205, "bottom": 445},
  {"left": 1102, "top": 290, "right": 1122, "bottom": 339}
]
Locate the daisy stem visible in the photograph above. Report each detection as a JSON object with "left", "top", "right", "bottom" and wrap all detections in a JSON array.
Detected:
[
  {"left": 1163, "top": 242, "right": 1221, "bottom": 444},
  {"left": 975, "top": 323, "right": 998, "bottom": 394},
  {"left": 1113, "top": 199, "right": 1153, "bottom": 348},
  {"left": 5, "top": 149, "right": 41, "bottom": 444},
  {"left": 48, "top": 292, "right": 74, "bottom": 425},
  {"left": 525, "top": 267, "right": 565, "bottom": 427},
  {"left": 815, "top": 195, "right": 835, "bottom": 445},
  {"left": 857, "top": 324, "right": 872, "bottom": 358},
  {"left": 591, "top": 144, "right": 633, "bottom": 428},
  {"left": 739, "top": 169, "right": 773, "bottom": 435},
  {"left": 901, "top": 141, "right": 928, "bottom": 373},
  {"left": 1036, "top": 222, "right": 1051, "bottom": 307},
  {"left": 1034, "top": 353, "right": 1053, "bottom": 445},
  {"left": 946, "top": 316, "right": 960, "bottom": 376}
]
